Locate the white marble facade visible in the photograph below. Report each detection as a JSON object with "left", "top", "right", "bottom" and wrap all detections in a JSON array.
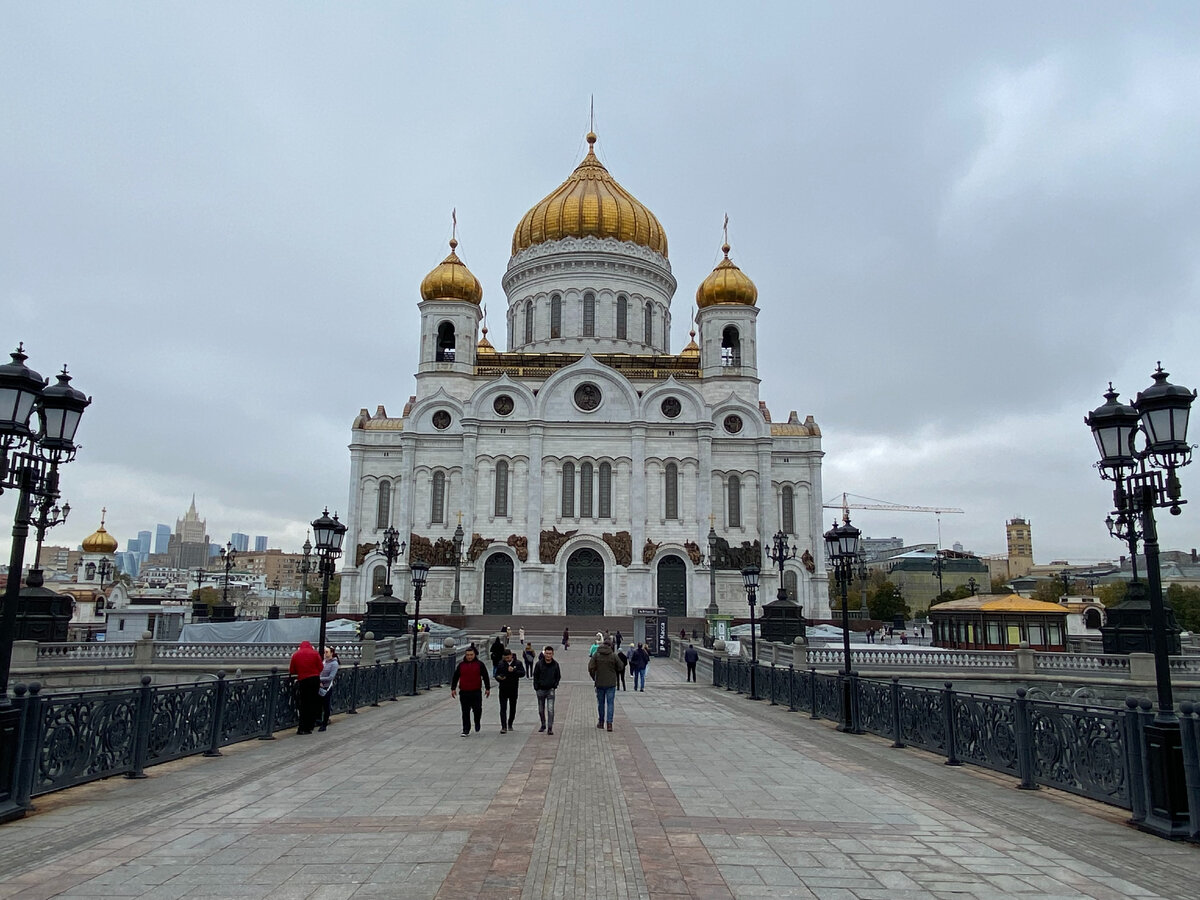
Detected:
[{"left": 340, "top": 139, "right": 828, "bottom": 621}]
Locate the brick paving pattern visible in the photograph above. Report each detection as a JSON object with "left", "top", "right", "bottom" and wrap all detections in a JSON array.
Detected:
[{"left": 0, "top": 639, "right": 1196, "bottom": 899}]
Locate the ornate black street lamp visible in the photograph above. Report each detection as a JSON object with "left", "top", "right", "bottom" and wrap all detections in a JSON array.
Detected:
[
  {"left": 299, "top": 535, "right": 312, "bottom": 613},
  {"left": 739, "top": 565, "right": 760, "bottom": 699},
  {"left": 96, "top": 557, "right": 112, "bottom": 602},
  {"left": 379, "top": 526, "right": 405, "bottom": 596},
  {"left": 824, "top": 516, "right": 862, "bottom": 733},
  {"left": 310, "top": 509, "right": 347, "bottom": 653},
  {"left": 967, "top": 576, "right": 978, "bottom": 597},
  {"left": 706, "top": 523, "right": 719, "bottom": 616},
  {"left": 451, "top": 522, "right": 465, "bottom": 615},
  {"left": 269, "top": 577, "right": 281, "bottom": 619},
  {"left": 1059, "top": 569, "right": 1072, "bottom": 599},
  {"left": 930, "top": 550, "right": 945, "bottom": 600},
  {"left": 27, "top": 496, "right": 69, "bottom": 588},
  {"left": 766, "top": 530, "right": 797, "bottom": 603},
  {"left": 410, "top": 560, "right": 430, "bottom": 695},
  {"left": 1086, "top": 364, "right": 1195, "bottom": 838},
  {"left": 218, "top": 542, "right": 237, "bottom": 615},
  {"left": 0, "top": 345, "right": 89, "bottom": 823}
]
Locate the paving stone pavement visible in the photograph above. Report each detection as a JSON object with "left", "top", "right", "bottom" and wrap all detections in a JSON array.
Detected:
[{"left": 0, "top": 640, "right": 1197, "bottom": 899}]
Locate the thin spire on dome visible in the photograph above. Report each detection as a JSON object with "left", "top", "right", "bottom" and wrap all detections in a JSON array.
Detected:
[
  {"left": 451, "top": 207, "right": 458, "bottom": 251},
  {"left": 100, "top": 507, "right": 107, "bottom": 527}
]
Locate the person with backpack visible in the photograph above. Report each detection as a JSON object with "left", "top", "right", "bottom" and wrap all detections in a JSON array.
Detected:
[{"left": 588, "top": 639, "right": 626, "bottom": 731}]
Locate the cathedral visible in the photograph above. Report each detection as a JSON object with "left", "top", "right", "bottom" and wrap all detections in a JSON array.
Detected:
[{"left": 340, "top": 132, "right": 828, "bottom": 619}]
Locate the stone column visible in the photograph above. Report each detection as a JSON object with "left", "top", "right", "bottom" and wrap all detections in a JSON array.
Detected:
[
  {"left": 526, "top": 425, "right": 544, "bottom": 569},
  {"left": 630, "top": 425, "right": 647, "bottom": 564}
]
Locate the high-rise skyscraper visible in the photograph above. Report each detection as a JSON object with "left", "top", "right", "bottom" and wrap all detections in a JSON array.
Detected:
[
  {"left": 155, "top": 524, "right": 171, "bottom": 555},
  {"left": 137, "top": 530, "right": 152, "bottom": 555},
  {"left": 231, "top": 533, "right": 250, "bottom": 552},
  {"left": 254, "top": 535, "right": 268, "bottom": 552}
]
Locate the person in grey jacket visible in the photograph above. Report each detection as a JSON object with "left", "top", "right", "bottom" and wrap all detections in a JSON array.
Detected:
[{"left": 587, "top": 640, "right": 626, "bottom": 731}]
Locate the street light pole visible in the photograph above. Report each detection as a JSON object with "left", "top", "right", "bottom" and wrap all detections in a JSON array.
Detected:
[
  {"left": 824, "top": 516, "right": 863, "bottom": 733},
  {"left": 739, "top": 565, "right": 760, "bottom": 699},
  {"left": 299, "top": 535, "right": 312, "bottom": 613},
  {"left": 0, "top": 346, "right": 90, "bottom": 824},
  {"left": 269, "top": 577, "right": 281, "bottom": 619},
  {"left": 931, "top": 550, "right": 944, "bottom": 600},
  {"left": 451, "top": 522, "right": 464, "bottom": 615},
  {"left": 310, "top": 509, "right": 347, "bottom": 653},
  {"left": 218, "top": 542, "right": 237, "bottom": 614},
  {"left": 706, "top": 523, "right": 719, "bottom": 616},
  {"left": 1086, "top": 365, "right": 1196, "bottom": 839},
  {"left": 410, "top": 561, "right": 430, "bottom": 695}
]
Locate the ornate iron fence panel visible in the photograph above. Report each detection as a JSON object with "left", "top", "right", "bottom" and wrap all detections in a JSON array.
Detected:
[
  {"left": 793, "top": 668, "right": 814, "bottom": 714},
  {"left": 950, "top": 691, "right": 1019, "bottom": 776},
  {"left": 32, "top": 688, "right": 139, "bottom": 795},
  {"left": 812, "top": 673, "right": 842, "bottom": 721},
  {"left": 735, "top": 661, "right": 752, "bottom": 695},
  {"left": 146, "top": 682, "right": 217, "bottom": 765},
  {"left": 769, "top": 667, "right": 790, "bottom": 706},
  {"left": 219, "top": 676, "right": 273, "bottom": 745},
  {"left": 857, "top": 678, "right": 892, "bottom": 737},
  {"left": 1029, "top": 701, "right": 1129, "bottom": 807},
  {"left": 898, "top": 684, "right": 945, "bottom": 754},
  {"left": 272, "top": 676, "right": 300, "bottom": 731}
]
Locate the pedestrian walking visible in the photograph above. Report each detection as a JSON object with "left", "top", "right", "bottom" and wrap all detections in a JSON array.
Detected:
[
  {"left": 493, "top": 648, "right": 525, "bottom": 732},
  {"left": 562, "top": 627, "right": 570, "bottom": 650},
  {"left": 518, "top": 626, "right": 526, "bottom": 645},
  {"left": 684, "top": 643, "right": 699, "bottom": 682},
  {"left": 289, "top": 640, "right": 323, "bottom": 734},
  {"left": 318, "top": 646, "right": 339, "bottom": 731},
  {"left": 629, "top": 642, "right": 649, "bottom": 691},
  {"left": 533, "top": 645, "right": 561, "bottom": 734},
  {"left": 589, "top": 632, "right": 603, "bottom": 657},
  {"left": 614, "top": 629, "right": 623, "bottom": 650},
  {"left": 490, "top": 635, "right": 506, "bottom": 669},
  {"left": 450, "top": 646, "right": 491, "bottom": 736},
  {"left": 588, "top": 639, "right": 625, "bottom": 731},
  {"left": 617, "top": 648, "right": 628, "bottom": 690},
  {"left": 523, "top": 642, "right": 536, "bottom": 678}
]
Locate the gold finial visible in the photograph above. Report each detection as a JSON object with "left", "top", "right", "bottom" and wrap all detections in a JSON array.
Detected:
[
  {"left": 100, "top": 507, "right": 107, "bottom": 526},
  {"left": 450, "top": 208, "right": 458, "bottom": 251},
  {"left": 481, "top": 303, "right": 488, "bottom": 336},
  {"left": 709, "top": 513, "right": 716, "bottom": 527},
  {"left": 456, "top": 510, "right": 463, "bottom": 525}
]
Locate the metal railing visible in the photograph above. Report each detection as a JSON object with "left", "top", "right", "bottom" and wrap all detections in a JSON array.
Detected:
[
  {"left": 710, "top": 656, "right": 1200, "bottom": 833},
  {"left": 5, "top": 653, "right": 459, "bottom": 810}
]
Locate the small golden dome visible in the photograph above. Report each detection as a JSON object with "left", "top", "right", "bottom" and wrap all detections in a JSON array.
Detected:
[
  {"left": 511, "top": 132, "right": 668, "bottom": 258},
  {"left": 680, "top": 327, "right": 700, "bottom": 358},
  {"left": 81, "top": 512, "right": 119, "bottom": 555},
  {"left": 420, "top": 238, "right": 483, "bottom": 304},
  {"left": 477, "top": 324, "right": 496, "bottom": 355},
  {"left": 696, "top": 242, "right": 757, "bottom": 308}
]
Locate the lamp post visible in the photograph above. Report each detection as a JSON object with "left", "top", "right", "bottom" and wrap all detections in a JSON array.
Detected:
[
  {"left": 96, "top": 557, "right": 112, "bottom": 603},
  {"left": 410, "top": 561, "right": 430, "bottom": 695},
  {"left": 967, "top": 577, "right": 978, "bottom": 597},
  {"left": 930, "top": 549, "right": 945, "bottom": 601},
  {"left": 299, "top": 535, "right": 312, "bottom": 614},
  {"left": 0, "top": 345, "right": 90, "bottom": 823},
  {"left": 824, "top": 516, "right": 863, "bottom": 733},
  {"left": 27, "top": 496, "right": 69, "bottom": 588},
  {"left": 451, "top": 522, "right": 465, "bottom": 615},
  {"left": 269, "top": 577, "right": 281, "bottom": 619},
  {"left": 218, "top": 542, "right": 237, "bottom": 615},
  {"left": 379, "top": 526, "right": 405, "bottom": 596},
  {"left": 1059, "top": 569, "right": 1071, "bottom": 600},
  {"left": 1086, "top": 365, "right": 1195, "bottom": 838},
  {"left": 766, "top": 529, "right": 797, "bottom": 603},
  {"left": 739, "top": 565, "right": 760, "bottom": 699},
  {"left": 706, "top": 523, "right": 719, "bottom": 616},
  {"left": 310, "top": 509, "right": 347, "bottom": 653}
]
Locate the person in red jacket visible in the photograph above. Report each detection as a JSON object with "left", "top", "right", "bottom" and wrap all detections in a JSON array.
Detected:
[
  {"left": 289, "top": 640, "right": 324, "bottom": 734},
  {"left": 450, "top": 646, "right": 491, "bottom": 736}
]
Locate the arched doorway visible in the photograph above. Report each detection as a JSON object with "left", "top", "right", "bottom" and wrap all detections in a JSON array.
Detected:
[
  {"left": 482, "top": 555, "right": 514, "bottom": 615},
  {"left": 657, "top": 555, "right": 687, "bottom": 617},
  {"left": 566, "top": 548, "right": 604, "bottom": 615}
]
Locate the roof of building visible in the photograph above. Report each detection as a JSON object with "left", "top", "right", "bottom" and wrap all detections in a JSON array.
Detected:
[{"left": 930, "top": 593, "right": 1068, "bottom": 615}]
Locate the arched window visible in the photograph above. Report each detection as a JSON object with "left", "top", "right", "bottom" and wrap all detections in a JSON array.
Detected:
[
  {"left": 580, "top": 462, "right": 594, "bottom": 517},
  {"left": 583, "top": 292, "right": 595, "bottom": 337},
  {"left": 371, "top": 564, "right": 387, "bottom": 595},
  {"left": 781, "top": 486, "right": 795, "bottom": 534},
  {"left": 431, "top": 471, "right": 446, "bottom": 524},
  {"left": 550, "top": 294, "right": 562, "bottom": 338},
  {"left": 598, "top": 462, "right": 612, "bottom": 518},
  {"left": 663, "top": 314, "right": 670, "bottom": 351},
  {"left": 727, "top": 475, "right": 742, "bottom": 528},
  {"left": 785, "top": 570, "right": 799, "bottom": 602},
  {"left": 721, "top": 326, "right": 741, "bottom": 366},
  {"left": 376, "top": 479, "right": 391, "bottom": 529},
  {"left": 644, "top": 301, "right": 654, "bottom": 345},
  {"left": 494, "top": 460, "right": 509, "bottom": 517},
  {"left": 616, "top": 295, "right": 628, "bottom": 339},
  {"left": 561, "top": 462, "right": 575, "bottom": 517},
  {"left": 436, "top": 322, "right": 456, "bottom": 362},
  {"left": 524, "top": 300, "right": 534, "bottom": 344},
  {"left": 665, "top": 462, "right": 679, "bottom": 520}
]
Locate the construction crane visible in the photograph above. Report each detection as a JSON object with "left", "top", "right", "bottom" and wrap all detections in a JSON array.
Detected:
[{"left": 823, "top": 492, "right": 964, "bottom": 547}]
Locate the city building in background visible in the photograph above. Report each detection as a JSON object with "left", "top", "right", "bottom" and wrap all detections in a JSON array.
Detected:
[
  {"left": 254, "top": 535, "right": 268, "bottom": 552},
  {"left": 230, "top": 532, "right": 249, "bottom": 552},
  {"left": 154, "top": 524, "right": 171, "bottom": 555}
]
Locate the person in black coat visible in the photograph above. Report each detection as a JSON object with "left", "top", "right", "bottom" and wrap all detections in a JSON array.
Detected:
[
  {"left": 532, "top": 646, "right": 562, "bottom": 734},
  {"left": 684, "top": 644, "right": 699, "bottom": 682},
  {"left": 493, "top": 648, "right": 525, "bottom": 733}
]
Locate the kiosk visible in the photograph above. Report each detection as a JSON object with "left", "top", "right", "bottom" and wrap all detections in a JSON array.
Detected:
[{"left": 632, "top": 607, "right": 670, "bottom": 657}]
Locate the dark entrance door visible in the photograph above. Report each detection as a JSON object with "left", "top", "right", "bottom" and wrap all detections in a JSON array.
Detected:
[
  {"left": 482, "top": 554, "right": 514, "bottom": 615},
  {"left": 566, "top": 548, "right": 604, "bottom": 615},
  {"left": 657, "top": 555, "right": 687, "bottom": 617}
]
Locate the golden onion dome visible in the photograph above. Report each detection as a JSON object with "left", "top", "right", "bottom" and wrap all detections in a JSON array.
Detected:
[
  {"left": 680, "top": 327, "right": 700, "bottom": 358},
  {"left": 511, "top": 132, "right": 668, "bottom": 258},
  {"left": 81, "top": 517, "right": 119, "bottom": 554},
  {"left": 696, "top": 242, "right": 757, "bottom": 308},
  {"left": 476, "top": 324, "right": 496, "bottom": 355},
  {"left": 420, "top": 238, "right": 483, "bottom": 304}
]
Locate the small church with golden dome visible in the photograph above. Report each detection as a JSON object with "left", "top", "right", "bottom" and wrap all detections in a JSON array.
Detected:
[{"left": 341, "top": 132, "right": 828, "bottom": 619}]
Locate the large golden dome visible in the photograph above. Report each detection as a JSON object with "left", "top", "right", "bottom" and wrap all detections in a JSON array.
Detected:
[
  {"left": 511, "top": 133, "right": 668, "bottom": 258},
  {"left": 696, "top": 242, "right": 757, "bottom": 308},
  {"left": 420, "top": 238, "right": 483, "bottom": 304},
  {"left": 81, "top": 516, "right": 119, "bottom": 554}
]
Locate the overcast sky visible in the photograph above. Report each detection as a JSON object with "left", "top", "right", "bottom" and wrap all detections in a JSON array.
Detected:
[{"left": 3, "top": 2, "right": 1199, "bottom": 568}]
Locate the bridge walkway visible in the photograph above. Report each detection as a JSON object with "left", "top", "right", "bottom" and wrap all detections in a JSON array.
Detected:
[{"left": 0, "top": 640, "right": 1195, "bottom": 899}]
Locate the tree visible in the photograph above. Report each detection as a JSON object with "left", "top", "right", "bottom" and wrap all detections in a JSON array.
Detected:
[
  {"left": 1096, "top": 581, "right": 1128, "bottom": 608},
  {"left": 306, "top": 574, "right": 341, "bottom": 609},
  {"left": 189, "top": 586, "right": 220, "bottom": 613},
  {"left": 1166, "top": 583, "right": 1200, "bottom": 633},
  {"left": 1032, "top": 580, "right": 1065, "bottom": 604},
  {"left": 990, "top": 576, "right": 1010, "bottom": 594},
  {"left": 868, "top": 582, "right": 910, "bottom": 622}
]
